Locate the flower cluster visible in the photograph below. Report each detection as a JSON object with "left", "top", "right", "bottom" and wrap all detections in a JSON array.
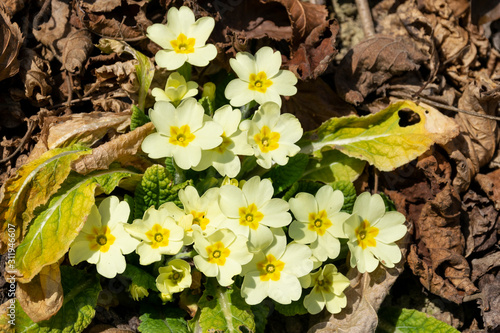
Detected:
[{"left": 68, "top": 5, "right": 407, "bottom": 319}]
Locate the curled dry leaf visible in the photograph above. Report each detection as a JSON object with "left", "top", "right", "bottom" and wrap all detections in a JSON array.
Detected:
[
  {"left": 471, "top": 252, "right": 500, "bottom": 282},
  {"left": 407, "top": 184, "right": 477, "bottom": 304},
  {"left": 0, "top": 8, "right": 23, "bottom": 82},
  {"left": 0, "top": 0, "right": 27, "bottom": 17},
  {"left": 19, "top": 49, "right": 53, "bottom": 106},
  {"left": 16, "top": 263, "right": 63, "bottom": 323},
  {"left": 476, "top": 168, "right": 500, "bottom": 210},
  {"left": 32, "top": 0, "right": 93, "bottom": 73},
  {"left": 72, "top": 122, "right": 155, "bottom": 174},
  {"left": 335, "top": 36, "right": 427, "bottom": 105}
]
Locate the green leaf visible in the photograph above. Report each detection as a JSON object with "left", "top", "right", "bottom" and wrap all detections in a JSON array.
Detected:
[
  {"left": 264, "top": 153, "right": 309, "bottom": 194},
  {"left": 330, "top": 180, "right": 357, "bottom": 213},
  {"left": 15, "top": 168, "right": 138, "bottom": 283},
  {"left": 177, "top": 62, "right": 192, "bottom": 82},
  {"left": 376, "top": 307, "right": 460, "bottom": 333},
  {"left": 0, "top": 147, "right": 91, "bottom": 251},
  {"left": 274, "top": 293, "right": 308, "bottom": 316},
  {"left": 134, "top": 164, "right": 191, "bottom": 219},
  {"left": 301, "top": 150, "right": 366, "bottom": 183},
  {"left": 122, "top": 264, "right": 158, "bottom": 292},
  {"left": 379, "top": 193, "right": 397, "bottom": 212},
  {"left": 199, "top": 96, "right": 215, "bottom": 116},
  {"left": 250, "top": 304, "right": 269, "bottom": 333},
  {"left": 193, "top": 279, "right": 255, "bottom": 333},
  {"left": 282, "top": 181, "right": 324, "bottom": 201},
  {"left": 301, "top": 100, "right": 459, "bottom": 172},
  {"left": 138, "top": 311, "right": 189, "bottom": 333},
  {"left": 131, "top": 105, "right": 150, "bottom": 131},
  {"left": 2, "top": 266, "right": 101, "bottom": 333}
]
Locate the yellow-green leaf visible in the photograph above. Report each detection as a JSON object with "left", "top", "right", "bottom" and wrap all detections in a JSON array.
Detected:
[
  {"left": 0, "top": 147, "right": 91, "bottom": 252},
  {"left": 301, "top": 101, "right": 459, "bottom": 172},
  {"left": 15, "top": 169, "right": 138, "bottom": 283},
  {"left": 301, "top": 150, "right": 366, "bottom": 183}
]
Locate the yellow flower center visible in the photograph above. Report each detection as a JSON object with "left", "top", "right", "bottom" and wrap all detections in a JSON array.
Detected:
[
  {"left": 206, "top": 241, "right": 231, "bottom": 266},
  {"left": 170, "top": 33, "right": 196, "bottom": 54},
  {"left": 313, "top": 276, "right": 332, "bottom": 293},
  {"left": 257, "top": 254, "right": 285, "bottom": 281},
  {"left": 87, "top": 226, "right": 116, "bottom": 253},
  {"left": 169, "top": 125, "right": 195, "bottom": 147},
  {"left": 307, "top": 210, "right": 332, "bottom": 236},
  {"left": 248, "top": 71, "right": 273, "bottom": 93},
  {"left": 191, "top": 210, "right": 210, "bottom": 230},
  {"left": 355, "top": 220, "right": 379, "bottom": 249},
  {"left": 145, "top": 224, "right": 170, "bottom": 249},
  {"left": 254, "top": 125, "right": 280, "bottom": 153},
  {"left": 170, "top": 271, "right": 183, "bottom": 282},
  {"left": 238, "top": 203, "right": 264, "bottom": 230},
  {"left": 214, "top": 133, "right": 233, "bottom": 154}
]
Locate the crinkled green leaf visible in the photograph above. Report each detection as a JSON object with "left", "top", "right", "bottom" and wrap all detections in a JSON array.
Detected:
[
  {"left": 330, "top": 180, "right": 357, "bottom": 213},
  {"left": 283, "top": 181, "right": 324, "bottom": 201},
  {"left": 15, "top": 168, "right": 138, "bottom": 283},
  {"left": 1, "top": 266, "right": 101, "bottom": 333},
  {"left": 250, "top": 304, "right": 269, "bottom": 333},
  {"left": 0, "top": 147, "right": 91, "bottom": 252},
  {"left": 301, "top": 100, "right": 459, "bottom": 172},
  {"left": 192, "top": 278, "right": 255, "bottom": 333},
  {"left": 138, "top": 311, "right": 189, "bottom": 333},
  {"left": 134, "top": 164, "right": 191, "bottom": 219},
  {"left": 274, "top": 293, "right": 308, "bottom": 316},
  {"left": 131, "top": 105, "right": 150, "bottom": 131},
  {"left": 301, "top": 150, "right": 366, "bottom": 183},
  {"left": 264, "top": 153, "right": 309, "bottom": 194},
  {"left": 379, "top": 193, "right": 397, "bottom": 212},
  {"left": 376, "top": 307, "right": 460, "bottom": 333},
  {"left": 122, "top": 264, "right": 158, "bottom": 292}
]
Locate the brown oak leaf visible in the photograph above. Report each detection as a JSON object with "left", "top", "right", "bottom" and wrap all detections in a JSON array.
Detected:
[{"left": 0, "top": 8, "right": 23, "bottom": 82}]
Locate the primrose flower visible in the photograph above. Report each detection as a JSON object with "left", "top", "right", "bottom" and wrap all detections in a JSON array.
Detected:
[
  {"left": 289, "top": 186, "right": 350, "bottom": 262},
  {"left": 178, "top": 186, "right": 225, "bottom": 236},
  {"left": 343, "top": 192, "right": 407, "bottom": 273},
  {"left": 218, "top": 176, "right": 291, "bottom": 251},
  {"left": 301, "top": 264, "right": 350, "bottom": 314},
  {"left": 241, "top": 228, "right": 313, "bottom": 305},
  {"left": 193, "top": 228, "right": 253, "bottom": 286},
  {"left": 224, "top": 46, "right": 297, "bottom": 107},
  {"left": 193, "top": 105, "right": 253, "bottom": 177},
  {"left": 69, "top": 197, "right": 139, "bottom": 279},
  {"left": 124, "top": 205, "right": 185, "bottom": 265},
  {"left": 141, "top": 98, "right": 223, "bottom": 169},
  {"left": 152, "top": 72, "right": 198, "bottom": 105},
  {"left": 156, "top": 259, "right": 192, "bottom": 300},
  {"left": 147, "top": 6, "right": 217, "bottom": 70},
  {"left": 240, "top": 102, "right": 302, "bottom": 169}
]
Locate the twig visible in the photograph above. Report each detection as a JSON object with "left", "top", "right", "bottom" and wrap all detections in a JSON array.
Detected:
[
  {"left": 390, "top": 91, "right": 500, "bottom": 121},
  {"left": 0, "top": 119, "right": 36, "bottom": 164},
  {"left": 355, "top": 0, "right": 375, "bottom": 38}
]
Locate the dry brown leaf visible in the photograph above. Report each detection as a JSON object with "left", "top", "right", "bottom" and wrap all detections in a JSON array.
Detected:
[
  {"left": 76, "top": 0, "right": 151, "bottom": 40},
  {"left": 39, "top": 112, "right": 131, "bottom": 150},
  {"left": 281, "top": 79, "right": 356, "bottom": 131},
  {"left": 0, "top": 8, "right": 23, "bottom": 82},
  {"left": 476, "top": 168, "right": 500, "bottom": 210},
  {"left": 471, "top": 251, "right": 500, "bottom": 282},
  {"left": 0, "top": 0, "right": 26, "bottom": 17},
  {"left": 16, "top": 263, "right": 63, "bottom": 322},
  {"left": 32, "top": 0, "right": 70, "bottom": 54},
  {"left": 19, "top": 49, "right": 53, "bottom": 106},
  {"left": 87, "top": 325, "right": 134, "bottom": 333},
  {"left": 62, "top": 29, "right": 93, "bottom": 73},
  {"left": 408, "top": 184, "right": 477, "bottom": 303},
  {"left": 72, "top": 122, "right": 155, "bottom": 174},
  {"left": 462, "top": 190, "right": 498, "bottom": 256},
  {"left": 477, "top": 274, "right": 500, "bottom": 331},
  {"left": 335, "top": 36, "right": 427, "bottom": 105}
]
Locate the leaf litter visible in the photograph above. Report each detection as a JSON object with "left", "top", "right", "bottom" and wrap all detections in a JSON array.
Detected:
[{"left": 0, "top": 0, "right": 499, "bottom": 332}]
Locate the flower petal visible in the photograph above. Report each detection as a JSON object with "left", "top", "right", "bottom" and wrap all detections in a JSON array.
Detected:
[
  {"left": 96, "top": 246, "right": 126, "bottom": 278},
  {"left": 230, "top": 52, "right": 256, "bottom": 79},
  {"left": 267, "top": 273, "right": 302, "bottom": 304},
  {"left": 255, "top": 46, "right": 281, "bottom": 78},
  {"left": 225, "top": 79, "right": 255, "bottom": 106},
  {"left": 155, "top": 50, "right": 187, "bottom": 70},
  {"left": 289, "top": 192, "right": 317, "bottom": 222},
  {"left": 190, "top": 16, "right": 215, "bottom": 46},
  {"left": 270, "top": 70, "right": 298, "bottom": 96},
  {"left": 186, "top": 44, "right": 217, "bottom": 67}
]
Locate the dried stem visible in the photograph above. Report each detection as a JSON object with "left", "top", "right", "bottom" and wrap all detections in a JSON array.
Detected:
[{"left": 355, "top": 0, "right": 375, "bottom": 38}]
